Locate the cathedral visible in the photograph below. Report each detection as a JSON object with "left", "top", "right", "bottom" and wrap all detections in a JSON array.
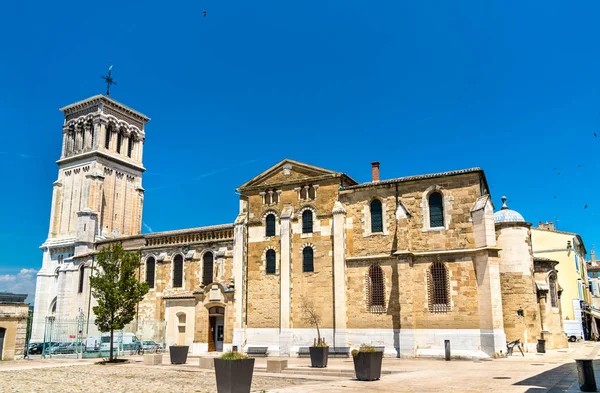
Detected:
[{"left": 32, "top": 94, "right": 566, "bottom": 358}]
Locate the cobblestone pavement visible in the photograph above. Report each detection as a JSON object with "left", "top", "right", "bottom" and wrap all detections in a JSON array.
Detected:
[{"left": 0, "top": 362, "right": 315, "bottom": 393}]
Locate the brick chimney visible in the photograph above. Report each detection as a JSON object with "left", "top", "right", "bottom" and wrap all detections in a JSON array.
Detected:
[
  {"left": 371, "top": 162, "right": 380, "bottom": 182},
  {"left": 537, "top": 221, "right": 555, "bottom": 231},
  {"left": 592, "top": 250, "right": 597, "bottom": 264}
]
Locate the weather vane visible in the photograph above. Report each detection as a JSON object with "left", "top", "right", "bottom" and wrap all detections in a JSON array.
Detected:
[{"left": 101, "top": 65, "right": 117, "bottom": 96}]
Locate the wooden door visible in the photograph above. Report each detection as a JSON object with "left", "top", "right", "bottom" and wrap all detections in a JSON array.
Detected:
[
  {"left": 0, "top": 328, "right": 5, "bottom": 360},
  {"left": 208, "top": 317, "right": 215, "bottom": 352}
]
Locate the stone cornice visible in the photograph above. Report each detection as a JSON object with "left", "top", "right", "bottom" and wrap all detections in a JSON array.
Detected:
[{"left": 56, "top": 150, "right": 145, "bottom": 173}]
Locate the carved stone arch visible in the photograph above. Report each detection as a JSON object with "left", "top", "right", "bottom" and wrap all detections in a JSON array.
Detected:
[
  {"left": 300, "top": 242, "right": 316, "bottom": 253},
  {"left": 260, "top": 208, "right": 280, "bottom": 221},
  {"left": 297, "top": 204, "right": 318, "bottom": 216}
]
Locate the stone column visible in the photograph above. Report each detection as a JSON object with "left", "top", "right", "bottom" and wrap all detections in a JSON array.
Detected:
[
  {"left": 332, "top": 201, "right": 348, "bottom": 347},
  {"left": 279, "top": 206, "right": 294, "bottom": 355},
  {"left": 75, "top": 125, "right": 83, "bottom": 152},
  {"left": 232, "top": 213, "right": 247, "bottom": 351},
  {"left": 313, "top": 185, "right": 319, "bottom": 199},
  {"left": 61, "top": 128, "right": 69, "bottom": 158},
  {"left": 475, "top": 252, "right": 507, "bottom": 356},
  {"left": 84, "top": 124, "right": 92, "bottom": 151},
  {"left": 48, "top": 181, "right": 62, "bottom": 237},
  {"left": 268, "top": 190, "right": 274, "bottom": 205},
  {"left": 259, "top": 192, "right": 266, "bottom": 205},
  {"left": 303, "top": 186, "right": 310, "bottom": 201},
  {"left": 294, "top": 187, "right": 301, "bottom": 201}
]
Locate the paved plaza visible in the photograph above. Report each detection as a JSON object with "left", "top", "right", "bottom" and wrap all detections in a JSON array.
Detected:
[{"left": 1, "top": 342, "right": 600, "bottom": 392}]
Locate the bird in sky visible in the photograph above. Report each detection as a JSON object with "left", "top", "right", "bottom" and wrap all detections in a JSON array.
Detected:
[
  {"left": 585, "top": 204, "right": 588, "bottom": 209},
  {"left": 554, "top": 196, "right": 557, "bottom": 199},
  {"left": 203, "top": 10, "right": 207, "bottom": 17},
  {"left": 578, "top": 165, "right": 583, "bottom": 167},
  {"left": 595, "top": 132, "right": 597, "bottom": 137}
]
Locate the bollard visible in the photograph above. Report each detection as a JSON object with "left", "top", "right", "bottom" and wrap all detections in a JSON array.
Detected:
[
  {"left": 576, "top": 359, "right": 597, "bottom": 392},
  {"left": 537, "top": 339, "right": 546, "bottom": 354},
  {"left": 445, "top": 340, "right": 450, "bottom": 361}
]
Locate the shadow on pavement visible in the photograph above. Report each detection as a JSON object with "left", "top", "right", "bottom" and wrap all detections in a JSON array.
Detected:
[{"left": 513, "top": 361, "right": 582, "bottom": 393}]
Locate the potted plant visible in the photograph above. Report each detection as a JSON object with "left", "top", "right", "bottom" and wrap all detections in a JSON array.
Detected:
[
  {"left": 169, "top": 344, "right": 189, "bottom": 364},
  {"left": 352, "top": 344, "right": 383, "bottom": 381},
  {"left": 214, "top": 350, "right": 255, "bottom": 393},
  {"left": 300, "top": 295, "right": 328, "bottom": 368}
]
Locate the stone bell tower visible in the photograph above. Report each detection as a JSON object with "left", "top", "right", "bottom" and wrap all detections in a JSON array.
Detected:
[{"left": 31, "top": 95, "right": 150, "bottom": 341}]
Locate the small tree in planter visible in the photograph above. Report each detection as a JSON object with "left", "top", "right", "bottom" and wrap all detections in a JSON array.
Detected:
[
  {"left": 299, "top": 295, "right": 328, "bottom": 368},
  {"left": 169, "top": 344, "right": 189, "bottom": 364},
  {"left": 214, "top": 350, "right": 255, "bottom": 393},
  {"left": 352, "top": 344, "right": 383, "bottom": 381}
]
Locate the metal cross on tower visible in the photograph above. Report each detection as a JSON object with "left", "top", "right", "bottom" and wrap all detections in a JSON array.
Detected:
[{"left": 101, "top": 65, "right": 117, "bottom": 96}]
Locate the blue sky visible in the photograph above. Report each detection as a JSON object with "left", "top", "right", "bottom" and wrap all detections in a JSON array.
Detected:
[{"left": 1, "top": 1, "right": 599, "bottom": 300}]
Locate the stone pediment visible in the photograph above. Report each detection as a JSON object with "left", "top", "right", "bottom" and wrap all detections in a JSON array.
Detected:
[{"left": 238, "top": 159, "right": 353, "bottom": 190}]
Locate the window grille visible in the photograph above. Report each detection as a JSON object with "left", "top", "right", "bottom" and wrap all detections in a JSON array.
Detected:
[
  {"left": 549, "top": 275, "right": 558, "bottom": 307},
  {"left": 146, "top": 257, "right": 156, "bottom": 289},
  {"left": 203, "top": 252, "right": 214, "bottom": 285},
  {"left": 366, "top": 264, "right": 386, "bottom": 313},
  {"left": 428, "top": 262, "right": 450, "bottom": 312},
  {"left": 302, "top": 210, "right": 313, "bottom": 234},
  {"left": 370, "top": 199, "right": 383, "bottom": 233},
  {"left": 173, "top": 255, "right": 183, "bottom": 288},
  {"left": 105, "top": 126, "right": 111, "bottom": 149},
  {"left": 429, "top": 192, "right": 444, "bottom": 227},
  {"left": 116, "top": 131, "right": 122, "bottom": 154},
  {"left": 127, "top": 138, "right": 133, "bottom": 158},
  {"left": 266, "top": 250, "right": 276, "bottom": 274},
  {"left": 77, "top": 265, "right": 85, "bottom": 294},
  {"left": 303, "top": 247, "right": 314, "bottom": 272},
  {"left": 265, "top": 214, "right": 276, "bottom": 237}
]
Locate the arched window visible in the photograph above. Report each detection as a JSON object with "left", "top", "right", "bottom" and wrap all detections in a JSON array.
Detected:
[
  {"left": 370, "top": 199, "right": 383, "bottom": 233},
  {"left": 202, "top": 252, "right": 214, "bottom": 285},
  {"left": 429, "top": 192, "right": 444, "bottom": 228},
  {"left": 265, "top": 214, "right": 276, "bottom": 237},
  {"left": 49, "top": 297, "right": 57, "bottom": 316},
  {"left": 303, "top": 247, "right": 314, "bottom": 272},
  {"left": 77, "top": 265, "right": 85, "bottom": 294},
  {"left": 367, "top": 264, "right": 385, "bottom": 312},
  {"left": 146, "top": 257, "right": 156, "bottom": 289},
  {"left": 549, "top": 275, "right": 559, "bottom": 308},
  {"left": 302, "top": 210, "right": 313, "bottom": 234},
  {"left": 266, "top": 249, "right": 276, "bottom": 274},
  {"left": 428, "top": 262, "right": 450, "bottom": 312},
  {"left": 173, "top": 254, "right": 183, "bottom": 288},
  {"left": 80, "top": 126, "right": 85, "bottom": 149},
  {"left": 71, "top": 131, "right": 76, "bottom": 151},
  {"left": 104, "top": 126, "right": 111, "bottom": 149},
  {"left": 116, "top": 131, "right": 123, "bottom": 153},
  {"left": 89, "top": 121, "right": 94, "bottom": 147},
  {"left": 127, "top": 137, "right": 133, "bottom": 158}
]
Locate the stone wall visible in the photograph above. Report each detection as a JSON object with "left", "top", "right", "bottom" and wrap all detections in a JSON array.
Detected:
[{"left": 0, "top": 302, "right": 29, "bottom": 360}]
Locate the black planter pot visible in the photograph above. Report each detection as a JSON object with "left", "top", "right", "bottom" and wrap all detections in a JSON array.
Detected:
[
  {"left": 353, "top": 351, "right": 383, "bottom": 381},
  {"left": 169, "top": 346, "right": 189, "bottom": 364},
  {"left": 214, "top": 358, "right": 255, "bottom": 393},
  {"left": 309, "top": 346, "right": 329, "bottom": 368}
]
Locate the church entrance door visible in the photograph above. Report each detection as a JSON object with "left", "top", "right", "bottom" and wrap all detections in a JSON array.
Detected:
[
  {"left": 0, "top": 327, "right": 5, "bottom": 360},
  {"left": 208, "top": 307, "right": 225, "bottom": 352}
]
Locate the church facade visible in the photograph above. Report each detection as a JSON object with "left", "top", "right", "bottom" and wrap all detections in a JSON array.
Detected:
[{"left": 32, "top": 95, "right": 567, "bottom": 358}]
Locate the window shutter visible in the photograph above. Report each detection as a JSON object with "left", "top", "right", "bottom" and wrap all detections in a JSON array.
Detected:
[
  {"left": 203, "top": 252, "right": 214, "bottom": 285},
  {"left": 146, "top": 257, "right": 155, "bottom": 289},
  {"left": 303, "top": 247, "right": 314, "bottom": 272},
  {"left": 371, "top": 200, "right": 383, "bottom": 233},
  {"left": 302, "top": 210, "right": 313, "bottom": 234},
  {"left": 173, "top": 255, "right": 183, "bottom": 288},
  {"left": 266, "top": 214, "right": 276, "bottom": 237},
  {"left": 429, "top": 193, "right": 444, "bottom": 227},
  {"left": 266, "top": 250, "right": 276, "bottom": 274}
]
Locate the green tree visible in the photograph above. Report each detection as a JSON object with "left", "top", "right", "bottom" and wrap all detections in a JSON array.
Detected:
[{"left": 90, "top": 243, "right": 148, "bottom": 361}]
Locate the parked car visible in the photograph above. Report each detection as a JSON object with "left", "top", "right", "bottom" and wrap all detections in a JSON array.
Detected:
[
  {"left": 141, "top": 340, "right": 162, "bottom": 352},
  {"left": 28, "top": 343, "right": 44, "bottom": 355},
  {"left": 48, "top": 342, "right": 86, "bottom": 355}
]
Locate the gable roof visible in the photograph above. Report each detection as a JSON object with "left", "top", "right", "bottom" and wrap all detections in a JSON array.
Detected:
[
  {"left": 237, "top": 159, "right": 357, "bottom": 190},
  {"left": 342, "top": 167, "right": 488, "bottom": 191}
]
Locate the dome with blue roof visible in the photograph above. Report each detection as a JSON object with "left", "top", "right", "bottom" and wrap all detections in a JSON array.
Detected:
[{"left": 494, "top": 196, "right": 525, "bottom": 223}]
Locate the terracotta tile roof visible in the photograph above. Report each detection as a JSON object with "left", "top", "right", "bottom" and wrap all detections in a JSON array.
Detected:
[
  {"left": 145, "top": 223, "right": 233, "bottom": 238},
  {"left": 342, "top": 167, "right": 484, "bottom": 190}
]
